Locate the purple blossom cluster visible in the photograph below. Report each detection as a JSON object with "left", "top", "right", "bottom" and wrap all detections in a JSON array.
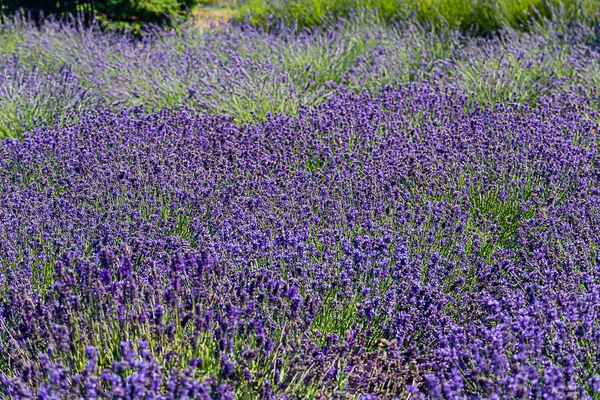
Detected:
[{"left": 1, "top": 84, "right": 600, "bottom": 397}]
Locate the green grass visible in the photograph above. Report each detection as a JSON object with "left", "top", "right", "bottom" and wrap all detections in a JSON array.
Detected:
[{"left": 237, "top": 0, "right": 600, "bottom": 34}]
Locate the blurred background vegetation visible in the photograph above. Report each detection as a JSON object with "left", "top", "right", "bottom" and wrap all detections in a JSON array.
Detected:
[
  {"left": 236, "top": 0, "right": 600, "bottom": 34},
  {"left": 93, "top": 0, "right": 201, "bottom": 24}
]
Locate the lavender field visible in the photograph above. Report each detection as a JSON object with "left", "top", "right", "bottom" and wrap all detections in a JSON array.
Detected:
[{"left": 2, "top": 8, "right": 600, "bottom": 399}]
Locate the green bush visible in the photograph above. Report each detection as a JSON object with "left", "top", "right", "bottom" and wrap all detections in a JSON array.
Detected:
[{"left": 94, "top": 0, "right": 201, "bottom": 24}]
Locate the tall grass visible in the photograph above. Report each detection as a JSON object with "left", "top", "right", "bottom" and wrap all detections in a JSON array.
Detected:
[{"left": 238, "top": 0, "right": 600, "bottom": 33}]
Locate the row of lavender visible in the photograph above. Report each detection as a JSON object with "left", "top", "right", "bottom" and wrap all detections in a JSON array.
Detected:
[
  {"left": 1, "top": 14, "right": 600, "bottom": 138},
  {"left": 1, "top": 85, "right": 600, "bottom": 397}
]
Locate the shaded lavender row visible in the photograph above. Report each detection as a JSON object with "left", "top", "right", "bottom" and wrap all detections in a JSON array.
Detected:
[
  {"left": 2, "top": 85, "right": 600, "bottom": 397},
  {"left": 1, "top": 14, "right": 600, "bottom": 137}
]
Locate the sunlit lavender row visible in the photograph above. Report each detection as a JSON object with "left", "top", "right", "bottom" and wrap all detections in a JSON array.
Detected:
[
  {"left": 1, "top": 85, "right": 600, "bottom": 397},
  {"left": 1, "top": 13, "right": 600, "bottom": 138}
]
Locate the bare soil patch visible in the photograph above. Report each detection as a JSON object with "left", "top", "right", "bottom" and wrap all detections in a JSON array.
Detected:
[{"left": 194, "top": 7, "right": 237, "bottom": 29}]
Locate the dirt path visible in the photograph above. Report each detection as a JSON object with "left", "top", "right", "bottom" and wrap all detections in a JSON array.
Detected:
[{"left": 194, "top": 7, "right": 238, "bottom": 29}]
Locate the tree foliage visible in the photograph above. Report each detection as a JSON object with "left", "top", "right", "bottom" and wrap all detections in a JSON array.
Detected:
[{"left": 94, "top": 0, "right": 200, "bottom": 23}]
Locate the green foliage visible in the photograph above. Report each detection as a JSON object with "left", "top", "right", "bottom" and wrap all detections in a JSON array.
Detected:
[
  {"left": 239, "top": 0, "right": 401, "bottom": 28},
  {"left": 94, "top": 0, "right": 200, "bottom": 24},
  {"left": 238, "top": 0, "right": 600, "bottom": 34}
]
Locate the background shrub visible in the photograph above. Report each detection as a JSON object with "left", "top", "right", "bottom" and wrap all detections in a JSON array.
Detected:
[{"left": 94, "top": 0, "right": 201, "bottom": 24}]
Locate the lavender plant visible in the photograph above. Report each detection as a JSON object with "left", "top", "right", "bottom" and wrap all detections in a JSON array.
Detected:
[
  {"left": 0, "top": 55, "right": 103, "bottom": 139},
  {"left": 0, "top": 13, "right": 599, "bottom": 138},
  {"left": 1, "top": 85, "right": 600, "bottom": 397}
]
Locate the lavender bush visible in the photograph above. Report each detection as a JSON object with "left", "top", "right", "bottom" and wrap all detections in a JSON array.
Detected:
[
  {"left": 1, "top": 85, "right": 600, "bottom": 397},
  {"left": 0, "top": 13, "right": 599, "bottom": 138}
]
